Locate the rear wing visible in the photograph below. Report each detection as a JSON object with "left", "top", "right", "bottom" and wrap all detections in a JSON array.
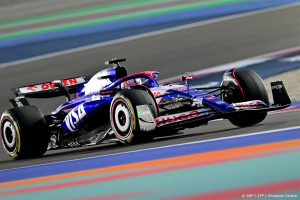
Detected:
[{"left": 13, "top": 76, "right": 88, "bottom": 98}]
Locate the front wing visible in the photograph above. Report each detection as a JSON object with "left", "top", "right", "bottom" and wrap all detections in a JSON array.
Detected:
[{"left": 138, "top": 81, "right": 291, "bottom": 129}]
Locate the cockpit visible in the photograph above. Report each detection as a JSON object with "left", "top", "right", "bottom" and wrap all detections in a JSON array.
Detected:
[
  {"left": 80, "top": 66, "right": 127, "bottom": 95},
  {"left": 77, "top": 58, "right": 159, "bottom": 97}
]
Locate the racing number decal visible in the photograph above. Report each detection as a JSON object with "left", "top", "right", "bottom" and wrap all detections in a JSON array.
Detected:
[{"left": 64, "top": 104, "right": 86, "bottom": 132}]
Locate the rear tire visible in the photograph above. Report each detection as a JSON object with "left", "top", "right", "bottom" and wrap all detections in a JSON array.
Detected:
[
  {"left": 224, "top": 70, "right": 269, "bottom": 127},
  {"left": 0, "top": 106, "right": 49, "bottom": 159},
  {"left": 110, "top": 89, "right": 158, "bottom": 144}
]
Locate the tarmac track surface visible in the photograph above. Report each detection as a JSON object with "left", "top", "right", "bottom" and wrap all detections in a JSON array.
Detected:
[
  {"left": 1, "top": 110, "right": 300, "bottom": 170},
  {"left": 0, "top": 4, "right": 300, "bottom": 168}
]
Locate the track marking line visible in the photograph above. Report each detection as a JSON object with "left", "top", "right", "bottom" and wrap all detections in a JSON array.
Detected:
[
  {"left": 1, "top": 139, "right": 299, "bottom": 189},
  {"left": 161, "top": 45, "right": 300, "bottom": 83},
  {"left": 1, "top": 2, "right": 300, "bottom": 69},
  {"left": 1, "top": 125, "right": 300, "bottom": 173}
]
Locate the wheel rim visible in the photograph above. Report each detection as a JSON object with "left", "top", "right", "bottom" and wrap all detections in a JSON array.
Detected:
[
  {"left": 2, "top": 120, "right": 17, "bottom": 149},
  {"left": 114, "top": 102, "right": 131, "bottom": 135}
]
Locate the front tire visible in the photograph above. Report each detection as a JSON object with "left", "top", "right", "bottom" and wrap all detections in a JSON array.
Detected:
[
  {"left": 110, "top": 89, "right": 158, "bottom": 144},
  {"left": 224, "top": 70, "right": 269, "bottom": 127},
  {"left": 0, "top": 106, "right": 49, "bottom": 159}
]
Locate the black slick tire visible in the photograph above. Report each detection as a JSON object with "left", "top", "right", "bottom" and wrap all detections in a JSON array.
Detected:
[
  {"left": 110, "top": 89, "right": 158, "bottom": 144},
  {"left": 228, "top": 70, "right": 269, "bottom": 127},
  {"left": 0, "top": 106, "right": 49, "bottom": 159}
]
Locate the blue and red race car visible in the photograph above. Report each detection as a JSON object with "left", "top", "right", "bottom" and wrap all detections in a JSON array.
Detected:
[{"left": 0, "top": 58, "right": 291, "bottom": 159}]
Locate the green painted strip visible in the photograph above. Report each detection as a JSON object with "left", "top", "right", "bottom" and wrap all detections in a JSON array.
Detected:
[
  {"left": 0, "top": 0, "right": 247, "bottom": 41},
  {"left": 0, "top": 0, "right": 177, "bottom": 29}
]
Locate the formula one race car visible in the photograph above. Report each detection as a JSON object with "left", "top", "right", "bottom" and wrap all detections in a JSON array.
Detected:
[{"left": 0, "top": 58, "right": 291, "bottom": 159}]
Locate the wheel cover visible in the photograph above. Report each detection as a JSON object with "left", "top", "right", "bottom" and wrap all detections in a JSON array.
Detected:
[
  {"left": 3, "top": 121, "right": 16, "bottom": 148},
  {"left": 115, "top": 103, "right": 131, "bottom": 134},
  {"left": 112, "top": 99, "right": 133, "bottom": 139},
  {"left": 1, "top": 116, "right": 19, "bottom": 157}
]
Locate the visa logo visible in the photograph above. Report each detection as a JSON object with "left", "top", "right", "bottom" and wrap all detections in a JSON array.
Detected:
[{"left": 63, "top": 104, "right": 86, "bottom": 132}]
